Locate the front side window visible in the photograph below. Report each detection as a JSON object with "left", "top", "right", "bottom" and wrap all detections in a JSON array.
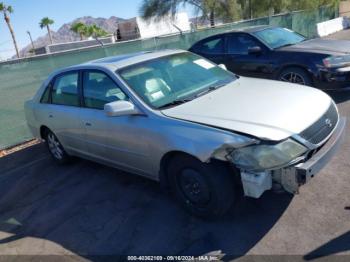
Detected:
[
  {"left": 227, "top": 34, "right": 262, "bottom": 54},
  {"left": 83, "top": 71, "right": 128, "bottom": 110},
  {"left": 199, "top": 37, "right": 224, "bottom": 54},
  {"left": 253, "top": 27, "right": 305, "bottom": 49},
  {"left": 119, "top": 52, "right": 236, "bottom": 109},
  {"left": 51, "top": 72, "right": 79, "bottom": 106}
]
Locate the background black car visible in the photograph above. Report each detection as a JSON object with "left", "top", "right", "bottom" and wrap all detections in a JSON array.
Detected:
[{"left": 189, "top": 26, "right": 350, "bottom": 90}]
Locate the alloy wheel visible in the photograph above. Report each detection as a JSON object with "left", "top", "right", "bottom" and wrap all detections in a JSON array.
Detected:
[
  {"left": 280, "top": 72, "right": 306, "bottom": 85},
  {"left": 47, "top": 133, "right": 63, "bottom": 160}
]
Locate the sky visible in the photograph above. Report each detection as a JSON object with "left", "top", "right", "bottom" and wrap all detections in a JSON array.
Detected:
[{"left": 0, "top": 0, "right": 194, "bottom": 60}]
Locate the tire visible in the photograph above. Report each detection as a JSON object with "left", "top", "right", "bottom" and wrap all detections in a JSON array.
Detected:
[
  {"left": 167, "top": 155, "right": 236, "bottom": 218},
  {"left": 278, "top": 67, "right": 312, "bottom": 86},
  {"left": 44, "top": 129, "right": 71, "bottom": 164}
]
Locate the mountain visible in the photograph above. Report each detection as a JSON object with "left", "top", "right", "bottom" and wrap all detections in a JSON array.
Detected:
[{"left": 18, "top": 16, "right": 126, "bottom": 57}]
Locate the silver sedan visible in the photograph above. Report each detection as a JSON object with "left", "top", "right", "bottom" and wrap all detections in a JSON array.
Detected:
[{"left": 25, "top": 50, "right": 346, "bottom": 218}]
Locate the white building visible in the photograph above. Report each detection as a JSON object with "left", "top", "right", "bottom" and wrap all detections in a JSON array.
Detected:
[{"left": 117, "top": 12, "right": 191, "bottom": 40}]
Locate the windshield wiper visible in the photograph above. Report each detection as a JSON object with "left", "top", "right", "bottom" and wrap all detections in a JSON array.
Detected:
[
  {"left": 158, "top": 80, "right": 230, "bottom": 109},
  {"left": 194, "top": 82, "right": 227, "bottom": 98},
  {"left": 276, "top": 39, "right": 306, "bottom": 49},
  {"left": 158, "top": 98, "right": 192, "bottom": 109},
  {"left": 276, "top": 43, "right": 295, "bottom": 49}
]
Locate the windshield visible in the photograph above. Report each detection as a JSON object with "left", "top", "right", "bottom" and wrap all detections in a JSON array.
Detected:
[
  {"left": 253, "top": 27, "right": 305, "bottom": 49},
  {"left": 118, "top": 52, "right": 236, "bottom": 109}
]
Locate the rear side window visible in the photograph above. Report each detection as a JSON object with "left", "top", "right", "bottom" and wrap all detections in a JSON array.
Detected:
[
  {"left": 40, "top": 84, "right": 51, "bottom": 103},
  {"left": 197, "top": 36, "right": 224, "bottom": 54},
  {"left": 51, "top": 73, "right": 79, "bottom": 107},
  {"left": 83, "top": 71, "right": 128, "bottom": 110}
]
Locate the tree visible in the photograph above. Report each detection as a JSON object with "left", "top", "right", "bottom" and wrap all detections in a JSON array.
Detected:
[
  {"left": 202, "top": 0, "right": 241, "bottom": 25},
  {"left": 287, "top": 0, "right": 339, "bottom": 11},
  {"left": 139, "top": 0, "right": 241, "bottom": 27},
  {"left": 0, "top": 2, "right": 19, "bottom": 58},
  {"left": 237, "top": 0, "right": 339, "bottom": 19},
  {"left": 236, "top": 0, "right": 288, "bottom": 19},
  {"left": 86, "top": 24, "right": 108, "bottom": 39},
  {"left": 39, "top": 17, "right": 54, "bottom": 44},
  {"left": 70, "top": 22, "right": 87, "bottom": 41},
  {"left": 139, "top": 0, "right": 339, "bottom": 26}
]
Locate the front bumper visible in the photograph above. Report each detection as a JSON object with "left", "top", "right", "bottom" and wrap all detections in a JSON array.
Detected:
[
  {"left": 295, "top": 117, "right": 346, "bottom": 182},
  {"left": 317, "top": 67, "right": 350, "bottom": 90},
  {"left": 239, "top": 117, "right": 346, "bottom": 198},
  {"left": 279, "top": 117, "right": 346, "bottom": 194}
]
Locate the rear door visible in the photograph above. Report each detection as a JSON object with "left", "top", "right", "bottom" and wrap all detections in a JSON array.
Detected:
[
  {"left": 224, "top": 33, "right": 275, "bottom": 78},
  {"left": 37, "top": 71, "right": 86, "bottom": 153}
]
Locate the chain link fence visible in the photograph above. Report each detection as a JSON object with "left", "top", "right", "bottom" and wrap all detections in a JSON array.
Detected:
[{"left": 0, "top": 5, "right": 338, "bottom": 149}]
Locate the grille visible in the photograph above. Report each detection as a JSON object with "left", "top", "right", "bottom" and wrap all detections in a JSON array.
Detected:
[{"left": 299, "top": 103, "right": 338, "bottom": 145}]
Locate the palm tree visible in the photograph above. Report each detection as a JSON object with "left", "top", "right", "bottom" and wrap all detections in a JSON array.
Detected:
[
  {"left": 139, "top": 0, "right": 241, "bottom": 27},
  {"left": 0, "top": 2, "right": 19, "bottom": 58},
  {"left": 87, "top": 24, "right": 108, "bottom": 39},
  {"left": 70, "top": 22, "right": 87, "bottom": 41},
  {"left": 39, "top": 17, "right": 54, "bottom": 44}
]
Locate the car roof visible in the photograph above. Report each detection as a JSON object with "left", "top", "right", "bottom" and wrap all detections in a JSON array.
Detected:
[
  {"left": 192, "top": 25, "right": 274, "bottom": 43},
  {"left": 47, "top": 49, "right": 189, "bottom": 81},
  {"left": 231, "top": 25, "right": 273, "bottom": 33},
  {"left": 69, "top": 49, "right": 187, "bottom": 71}
]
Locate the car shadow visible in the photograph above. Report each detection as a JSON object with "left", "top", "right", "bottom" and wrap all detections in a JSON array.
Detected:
[
  {"left": 326, "top": 90, "right": 350, "bottom": 104},
  {"left": 0, "top": 144, "right": 293, "bottom": 260},
  {"left": 304, "top": 231, "right": 350, "bottom": 260}
]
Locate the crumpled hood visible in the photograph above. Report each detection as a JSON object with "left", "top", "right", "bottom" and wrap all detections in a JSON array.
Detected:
[
  {"left": 278, "top": 38, "right": 350, "bottom": 55},
  {"left": 161, "top": 77, "right": 332, "bottom": 141}
]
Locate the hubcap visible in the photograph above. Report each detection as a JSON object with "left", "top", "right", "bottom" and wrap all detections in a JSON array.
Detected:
[
  {"left": 280, "top": 72, "right": 306, "bottom": 85},
  {"left": 178, "top": 168, "right": 210, "bottom": 206},
  {"left": 47, "top": 133, "right": 63, "bottom": 160}
]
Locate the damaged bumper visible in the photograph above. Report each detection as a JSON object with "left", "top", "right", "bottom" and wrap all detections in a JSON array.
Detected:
[
  {"left": 283, "top": 116, "right": 346, "bottom": 193},
  {"left": 241, "top": 117, "right": 346, "bottom": 197},
  {"left": 296, "top": 117, "right": 346, "bottom": 182}
]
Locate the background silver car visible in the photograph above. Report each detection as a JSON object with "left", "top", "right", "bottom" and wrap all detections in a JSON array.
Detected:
[{"left": 25, "top": 50, "right": 345, "bottom": 218}]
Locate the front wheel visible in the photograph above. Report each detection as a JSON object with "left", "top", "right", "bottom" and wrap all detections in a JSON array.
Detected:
[
  {"left": 278, "top": 67, "right": 312, "bottom": 86},
  {"left": 167, "top": 155, "right": 236, "bottom": 218}
]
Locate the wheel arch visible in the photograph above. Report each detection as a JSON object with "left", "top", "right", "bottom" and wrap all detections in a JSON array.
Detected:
[
  {"left": 40, "top": 125, "right": 50, "bottom": 139},
  {"left": 159, "top": 150, "right": 204, "bottom": 190},
  {"left": 276, "top": 64, "right": 316, "bottom": 85},
  {"left": 158, "top": 150, "right": 233, "bottom": 190}
]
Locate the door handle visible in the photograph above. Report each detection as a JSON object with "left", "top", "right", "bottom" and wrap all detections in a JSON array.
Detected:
[
  {"left": 49, "top": 114, "right": 53, "bottom": 118},
  {"left": 85, "top": 122, "right": 92, "bottom": 126}
]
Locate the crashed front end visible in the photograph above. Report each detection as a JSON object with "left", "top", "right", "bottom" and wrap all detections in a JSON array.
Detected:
[{"left": 225, "top": 102, "right": 346, "bottom": 198}]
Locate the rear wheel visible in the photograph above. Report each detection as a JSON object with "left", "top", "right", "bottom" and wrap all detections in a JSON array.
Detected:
[
  {"left": 278, "top": 67, "right": 312, "bottom": 86},
  {"left": 45, "top": 129, "right": 71, "bottom": 164},
  {"left": 167, "top": 155, "right": 236, "bottom": 218}
]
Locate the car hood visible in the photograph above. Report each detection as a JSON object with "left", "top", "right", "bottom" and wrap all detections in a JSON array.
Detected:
[
  {"left": 161, "top": 77, "right": 332, "bottom": 141},
  {"left": 278, "top": 38, "right": 350, "bottom": 55}
]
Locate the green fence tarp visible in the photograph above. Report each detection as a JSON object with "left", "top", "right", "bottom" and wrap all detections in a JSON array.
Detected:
[{"left": 0, "top": 5, "right": 337, "bottom": 149}]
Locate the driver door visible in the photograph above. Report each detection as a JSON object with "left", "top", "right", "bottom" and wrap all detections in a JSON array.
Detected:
[
  {"left": 224, "top": 33, "right": 275, "bottom": 79},
  {"left": 80, "top": 70, "right": 152, "bottom": 175}
]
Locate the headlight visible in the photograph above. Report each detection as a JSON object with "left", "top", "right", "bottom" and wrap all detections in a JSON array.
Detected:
[
  {"left": 230, "top": 139, "right": 307, "bottom": 171},
  {"left": 323, "top": 55, "right": 350, "bottom": 68}
]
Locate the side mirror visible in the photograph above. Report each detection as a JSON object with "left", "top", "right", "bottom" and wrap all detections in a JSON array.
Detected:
[
  {"left": 104, "top": 100, "right": 141, "bottom": 117},
  {"left": 248, "top": 46, "right": 262, "bottom": 54},
  {"left": 218, "top": 64, "right": 227, "bottom": 70}
]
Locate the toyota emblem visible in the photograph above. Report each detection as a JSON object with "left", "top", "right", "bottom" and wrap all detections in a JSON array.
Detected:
[{"left": 325, "top": 118, "right": 332, "bottom": 128}]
